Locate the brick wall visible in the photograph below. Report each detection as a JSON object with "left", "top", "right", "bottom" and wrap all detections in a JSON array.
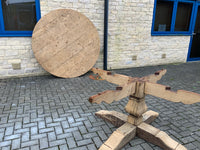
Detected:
[{"left": 0, "top": 0, "right": 191, "bottom": 78}]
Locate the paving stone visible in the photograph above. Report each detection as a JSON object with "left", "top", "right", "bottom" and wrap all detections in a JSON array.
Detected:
[
  {"left": 0, "top": 132, "right": 4, "bottom": 141},
  {"left": 66, "top": 137, "right": 76, "bottom": 149},
  {"left": 141, "top": 143, "right": 153, "bottom": 150},
  {"left": 55, "top": 126, "right": 63, "bottom": 135},
  {"left": 64, "top": 127, "right": 78, "bottom": 133},
  {"left": 0, "top": 141, "right": 11, "bottom": 147},
  {"left": 12, "top": 139, "right": 21, "bottom": 149},
  {"left": 181, "top": 136, "right": 196, "bottom": 144},
  {"left": 38, "top": 121, "right": 46, "bottom": 129},
  {"left": 0, "top": 62, "right": 200, "bottom": 150},
  {"left": 70, "top": 146, "right": 87, "bottom": 150},
  {"left": 21, "top": 140, "right": 38, "bottom": 148},
  {"left": 57, "top": 133, "right": 72, "bottom": 140},
  {"left": 59, "top": 144, "right": 69, "bottom": 150},
  {"left": 79, "top": 126, "right": 88, "bottom": 134},
  {"left": 97, "top": 130, "right": 108, "bottom": 141},
  {"left": 77, "top": 139, "right": 93, "bottom": 147},
  {"left": 31, "top": 126, "right": 38, "bottom": 135},
  {"left": 87, "top": 144, "right": 97, "bottom": 150},
  {"left": 22, "top": 132, "right": 30, "bottom": 142},
  {"left": 30, "top": 145, "right": 39, "bottom": 150},
  {"left": 39, "top": 137, "right": 48, "bottom": 149},
  {"left": 39, "top": 127, "right": 54, "bottom": 134},
  {"left": 70, "top": 121, "right": 83, "bottom": 127},
  {"left": 5, "top": 126, "right": 13, "bottom": 136},
  {"left": 31, "top": 133, "right": 47, "bottom": 140},
  {"left": 61, "top": 121, "right": 69, "bottom": 129},
  {"left": 185, "top": 143, "right": 197, "bottom": 150},
  {"left": 92, "top": 137, "right": 103, "bottom": 148},
  {"left": 67, "top": 116, "right": 75, "bottom": 124},
  {"left": 45, "top": 147, "right": 59, "bottom": 150},
  {"left": 4, "top": 134, "right": 20, "bottom": 140},
  {"left": 49, "top": 139, "right": 66, "bottom": 147},
  {"left": 83, "top": 132, "right": 97, "bottom": 139},
  {"left": 14, "top": 128, "right": 29, "bottom": 134},
  {"left": 73, "top": 131, "right": 83, "bottom": 141},
  {"left": 19, "top": 147, "right": 30, "bottom": 150},
  {"left": 47, "top": 122, "right": 60, "bottom": 128},
  {"left": 48, "top": 132, "right": 56, "bottom": 141},
  {"left": 2, "top": 146, "right": 11, "bottom": 150},
  {"left": 15, "top": 122, "right": 22, "bottom": 129},
  {"left": 23, "top": 123, "right": 37, "bottom": 128}
]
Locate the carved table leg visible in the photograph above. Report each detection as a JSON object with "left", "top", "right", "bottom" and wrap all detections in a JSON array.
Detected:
[
  {"left": 137, "top": 123, "right": 187, "bottom": 150},
  {"left": 99, "top": 123, "right": 136, "bottom": 150}
]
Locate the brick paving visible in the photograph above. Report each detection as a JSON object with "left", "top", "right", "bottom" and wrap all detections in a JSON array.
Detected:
[{"left": 0, "top": 62, "right": 200, "bottom": 150}]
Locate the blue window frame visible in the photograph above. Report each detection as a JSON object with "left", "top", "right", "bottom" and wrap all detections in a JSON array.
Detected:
[
  {"left": 0, "top": 0, "right": 41, "bottom": 37},
  {"left": 152, "top": 0, "right": 196, "bottom": 35}
]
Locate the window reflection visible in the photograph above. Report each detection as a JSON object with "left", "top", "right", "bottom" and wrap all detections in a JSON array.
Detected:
[
  {"left": 1, "top": 0, "right": 36, "bottom": 31},
  {"left": 175, "top": 2, "right": 193, "bottom": 31},
  {"left": 154, "top": 0, "right": 174, "bottom": 32}
]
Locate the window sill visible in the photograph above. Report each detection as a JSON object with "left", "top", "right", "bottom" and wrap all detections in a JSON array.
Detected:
[
  {"left": 151, "top": 32, "right": 192, "bottom": 36},
  {"left": 0, "top": 33, "right": 33, "bottom": 37}
]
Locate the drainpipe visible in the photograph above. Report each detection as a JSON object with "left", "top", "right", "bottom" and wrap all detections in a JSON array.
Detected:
[{"left": 104, "top": 0, "right": 109, "bottom": 70}]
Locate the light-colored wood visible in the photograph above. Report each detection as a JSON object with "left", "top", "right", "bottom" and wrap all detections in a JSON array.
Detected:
[
  {"left": 127, "top": 115, "right": 143, "bottom": 125},
  {"left": 99, "top": 144, "right": 112, "bottom": 150},
  {"left": 125, "top": 97, "right": 147, "bottom": 117},
  {"left": 145, "top": 82, "right": 200, "bottom": 104},
  {"left": 95, "top": 110, "right": 128, "bottom": 127},
  {"left": 95, "top": 110, "right": 159, "bottom": 127},
  {"left": 89, "top": 82, "right": 136, "bottom": 104},
  {"left": 32, "top": 9, "right": 100, "bottom": 78},
  {"left": 134, "top": 81, "right": 145, "bottom": 98},
  {"left": 91, "top": 68, "right": 136, "bottom": 85},
  {"left": 99, "top": 123, "right": 136, "bottom": 150},
  {"left": 141, "top": 69, "right": 167, "bottom": 83},
  {"left": 89, "top": 69, "right": 193, "bottom": 150},
  {"left": 176, "top": 144, "right": 187, "bottom": 150},
  {"left": 142, "top": 110, "right": 159, "bottom": 124},
  {"left": 137, "top": 122, "right": 187, "bottom": 150}
]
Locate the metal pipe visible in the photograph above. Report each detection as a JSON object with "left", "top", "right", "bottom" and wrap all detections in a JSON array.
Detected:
[{"left": 103, "top": 0, "right": 109, "bottom": 70}]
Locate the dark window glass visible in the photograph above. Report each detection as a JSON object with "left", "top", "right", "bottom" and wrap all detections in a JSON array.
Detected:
[
  {"left": 154, "top": 0, "right": 173, "bottom": 31},
  {"left": 1, "top": 0, "right": 36, "bottom": 31},
  {"left": 175, "top": 2, "right": 193, "bottom": 31}
]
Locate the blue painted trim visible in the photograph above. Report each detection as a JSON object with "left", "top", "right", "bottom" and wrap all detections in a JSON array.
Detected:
[
  {"left": 35, "top": 0, "right": 41, "bottom": 21},
  {"left": 187, "top": 2, "right": 200, "bottom": 62},
  {"left": 187, "top": 35, "right": 193, "bottom": 61},
  {"left": 188, "top": 2, "right": 196, "bottom": 32},
  {"left": 151, "top": 0, "right": 157, "bottom": 35},
  {"left": 0, "top": 0, "right": 5, "bottom": 33},
  {"left": 171, "top": 1, "right": 178, "bottom": 32},
  {"left": 187, "top": 57, "right": 200, "bottom": 61},
  {"left": 151, "top": 0, "right": 196, "bottom": 36},
  {"left": 152, "top": 32, "right": 192, "bottom": 36},
  {"left": 0, "top": 0, "right": 41, "bottom": 37}
]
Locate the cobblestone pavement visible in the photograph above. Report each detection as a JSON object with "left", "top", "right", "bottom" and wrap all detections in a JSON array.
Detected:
[{"left": 0, "top": 62, "right": 200, "bottom": 150}]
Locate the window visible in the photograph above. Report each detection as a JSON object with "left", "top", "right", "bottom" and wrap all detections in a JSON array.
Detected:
[
  {"left": 0, "top": 0, "right": 41, "bottom": 36},
  {"left": 154, "top": 1, "right": 174, "bottom": 32},
  {"left": 152, "top": 0, "right": 195, "bottom": 35}
]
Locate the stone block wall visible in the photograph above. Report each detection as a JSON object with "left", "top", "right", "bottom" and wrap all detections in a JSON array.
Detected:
[
  {"left": 107, "top": 0, "right": 191, "bottom": 69},
  {"left": 0, "top": 38, "right": 46, "bottom": 77},
  {"left": 0, "top": 0, "right": 191, "bottom": 78}
]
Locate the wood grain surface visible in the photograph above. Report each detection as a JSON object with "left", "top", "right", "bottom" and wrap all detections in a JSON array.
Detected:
[{"left": 32, "top": 9, "right": 100, "bottom": 78}]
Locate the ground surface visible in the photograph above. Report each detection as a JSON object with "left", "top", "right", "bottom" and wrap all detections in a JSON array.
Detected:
[{"left": 0, "top": 62, "right": 200, "bottom": 150}]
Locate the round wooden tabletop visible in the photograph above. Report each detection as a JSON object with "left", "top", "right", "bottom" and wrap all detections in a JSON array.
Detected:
[{"left": 32, "top": 9, "right": 100, "bottom": 78}]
